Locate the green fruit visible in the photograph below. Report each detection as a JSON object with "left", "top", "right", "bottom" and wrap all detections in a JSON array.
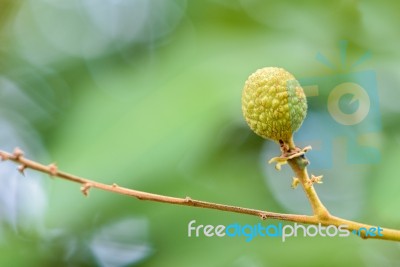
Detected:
[{"left": 241, "top": 67, "right": 307, "bottom": 147}]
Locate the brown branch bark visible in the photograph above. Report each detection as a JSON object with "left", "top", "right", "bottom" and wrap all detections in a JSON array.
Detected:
[{"left": 1, "top": 148, "right": 399, "bottom": 242}]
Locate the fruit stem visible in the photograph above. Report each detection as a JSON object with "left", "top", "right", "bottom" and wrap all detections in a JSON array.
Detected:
[
  {"left": 288, "top": 156, "right": 330, "bottom": 220},
  {"left": 288, "top": 136, "right": 296, "bottom": 151}
]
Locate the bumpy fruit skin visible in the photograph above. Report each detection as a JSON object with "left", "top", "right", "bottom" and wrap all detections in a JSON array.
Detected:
[{"left": 241, "top": 67, "right": 307, "bottom": 144}]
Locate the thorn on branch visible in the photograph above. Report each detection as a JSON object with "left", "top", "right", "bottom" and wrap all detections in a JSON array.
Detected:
[
  {"left": 308, "top": 174, "right": 323, "bottom": 186},
  {"left": 291, "top": 177, "right": 300, "bottom": 189},
  {"left": 185, "top": 196, "right": 192, "bottom": 203},
  {"left": 268, "top": 156, "right": 287, "bottom": 171},
  {"left": 260, "top": 213, "right": 268, "bottom": 220},
  {"left": 13, "top": 147, "right": 24, "bottom": 160},
  {"left": 81, "top": 183, "right": 92, "bottom": 197},
  {"left": 112, "top": 183, "right": 118, "bottom": 188},
  {"left": 48, "top": 163, "right": 58, "bottom": 176},
  {"left": 18, "top": 164, "right": 27, "bottom": 175}
]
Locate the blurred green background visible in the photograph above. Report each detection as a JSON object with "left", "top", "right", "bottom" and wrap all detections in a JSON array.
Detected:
[{"left": 1, "top": 0, "right": 400, "bottom": 266}]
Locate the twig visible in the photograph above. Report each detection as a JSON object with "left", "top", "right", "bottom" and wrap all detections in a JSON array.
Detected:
[
  {"left": 288, "top": 156, "right": 330, "bottom": 219},
  {"left": 1, "top": 148, "right": 400, "bottom": 242},
  {"left": 0, "top": 149, "right": 311, "bottom": 222}
]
